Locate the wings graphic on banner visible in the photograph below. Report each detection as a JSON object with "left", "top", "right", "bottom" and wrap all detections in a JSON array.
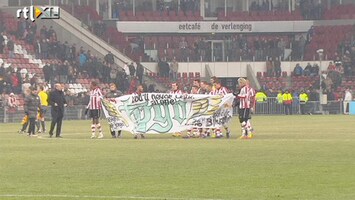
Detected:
[
  {"left": 101, "top": 99, "right": 129, "bottom": 127},
  {"left": 101, "top": 93, "right": 234, "bottom": 134}
]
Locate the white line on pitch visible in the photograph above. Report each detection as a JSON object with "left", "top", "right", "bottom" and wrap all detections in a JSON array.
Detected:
[{"left": 0, "top": 194, "right": 228, "bottom": 200}]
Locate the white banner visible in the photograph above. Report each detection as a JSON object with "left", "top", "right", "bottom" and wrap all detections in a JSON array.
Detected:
[
  {"left": 116, "top": 21, "right": 313, "bottom": 33},
  {"left": 101, "top": 93, "right": 235, "bottom": 134}
]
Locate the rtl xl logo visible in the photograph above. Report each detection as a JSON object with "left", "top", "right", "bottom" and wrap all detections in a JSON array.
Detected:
[{"left": 16, "top": 6, "right": 60, "bottom": 22}]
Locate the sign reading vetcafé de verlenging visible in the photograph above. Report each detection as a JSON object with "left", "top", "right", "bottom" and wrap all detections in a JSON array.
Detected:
[{"left": 116, "top": 21, "right": 313, "bottom": 33}]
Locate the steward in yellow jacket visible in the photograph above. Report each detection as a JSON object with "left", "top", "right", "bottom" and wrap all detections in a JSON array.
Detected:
[
  {"left": 282, "top": 90, "right": 293, "bottom": 115},
  {"left": 255, "top": 91, "right": 267, "bottom": 102},
  {"left": 299, "top": 90, "right": 309, "bottom": 115}
]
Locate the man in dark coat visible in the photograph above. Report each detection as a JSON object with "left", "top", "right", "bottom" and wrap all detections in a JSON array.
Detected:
[
  {"left": 105, "top": 83, "right": 123, "bottom": 138},
  {"left": 24, "top": 86, "right": 42, "bottom": 136},
  {"left": 136, "top": 62, "right": 144, "bottom": 84},
  {"left": 48, "top": 83, "right": 67, "bottom": 138}
]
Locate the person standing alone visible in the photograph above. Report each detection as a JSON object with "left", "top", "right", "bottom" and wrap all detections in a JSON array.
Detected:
[
  {"left": 37, "top": 86, "right": 48, "bottom": 133},
  {"left": 86, "top": 81, "right": 104, "bottom": 139},
  {"left": 48, "top": 83, "right": 67, "bottom": 138},
  {"left": 24, "top": 86, "right": 42, "bottom": 137},
  {"left": 282, "top": 89, "right": 293, "bottom": 115}
]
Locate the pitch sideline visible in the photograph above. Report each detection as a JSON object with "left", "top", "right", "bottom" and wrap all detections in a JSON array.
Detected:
[{"left": 0, "top": 194, "right": 228, "bottom": 200}]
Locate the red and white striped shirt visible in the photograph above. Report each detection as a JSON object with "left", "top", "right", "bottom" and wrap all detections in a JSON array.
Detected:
[
  {"left": 170, "top": 90, "right": 182, "bottom": 95},
  {"left": 215, "top": 87, "right": 229, "bottom": 95},
  {"left": 88, "top": 88, "right": 103, "bottom": 110},
  {"left": 7, "top": 96, "right": 17, "bottom": 107},
  {"left": 238, "top": 86, "right": 254, "bottom": 109},
  {"left": 248, "top": 86, "right": 256, "bottom": 109}
]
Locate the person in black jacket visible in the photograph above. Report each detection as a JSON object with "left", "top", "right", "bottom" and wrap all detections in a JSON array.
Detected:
[
  {"left": 24, "top": 86, "right": 42, "bottom": 136},
  {"left": 105, "top": 83, "right": 123, "bottom": 138},
  {"left": 48, "top": 83, "right": 67, "bottom": 138}
]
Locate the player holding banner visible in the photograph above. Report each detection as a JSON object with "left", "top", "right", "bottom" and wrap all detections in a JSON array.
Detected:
[
  {"left": 213, "top": 81, "right": 231, "bottom": 138},
  {"left": 105, "top": 83, "right": 123, "bottom": 138},
  {"left": 169, "top": 82, "right": 183, "bottom": 137},
  {"left": 237, "top": 78, "right": 255, "bottom": 139}
]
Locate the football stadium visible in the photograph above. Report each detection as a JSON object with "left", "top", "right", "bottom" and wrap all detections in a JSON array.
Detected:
[{"left": 0, "top": 0, "right": 354, "bottom": 199}]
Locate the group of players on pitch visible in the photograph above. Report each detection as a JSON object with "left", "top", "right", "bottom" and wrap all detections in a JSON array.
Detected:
[
  {"left": 98, "top": 76, "right": 255, "bottom": 139},
  {"left": 168, "top": 77, "right": 255, "bottom": 139},
  {"left": 19, "top": 76, "right": 255, "bottom": 139}
]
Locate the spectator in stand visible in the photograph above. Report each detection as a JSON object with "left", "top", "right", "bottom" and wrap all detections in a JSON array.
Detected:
[
  {"left": 39, "top": 25, "right": 47, "bottom": 38},
  {"left": 26, "top": 30, "right": 35, "bottom": 44},
  {"left": 326, "top": 89, "right": 335, "bottom": 101},
  {"left": 343, "top": 51, "right": 352, "bottom": 77},
  {"left": 310, "top": 63, "right": 319, "bottom": 76},
  {"left": 0, "top": 63, "right": 5, "bottom": 77},
  {"left": 327, "top": 61, "right": 336, "bottom": 71},
  {"left": 170, "top": 59, "right": 178, "bottom": 81},
  {"left": 179, "top": 37, "right": 188, "bottom": 62},
  {"left": 104, "top": 51, "right": 115, "bottom": 66},
  {"left": 298, "top": 35, "right": 306, "bottom": 60},
  {"left": 34, "top": 39, "right": 42, "bottom": 59},
  {"left": 128, "top": 62, "right": 136, "bottom": 77},
  {"left": 277, "top": 38, "right": 286, "bottom": 60},
  {"left": 79, "top": 50, "right": 87, "bottom": 67},
  {"left": 334, "top": 56, "right": 342, "bottom": 67},
  {"left": 266, "top": 57, "right": 274, "bottom": 77},
  {"left": 293, "top": 63, "right": 303, "bottom": 76},
  {"left": 136, "top": 62, "right": 144, "bottom": 84},
  {"left": 67, "top": 62, "right": 76, "bottom": 84},
  {"left": 41, "top": 39, "right": 49, "bottom": 59},
  {"left": 322, "top": 76, "right": 333, "bottom": 91},
  {"left": 1, "top": 71, "right": 12, "bottom": 93},
  {"left": 10, "top": 71, "right": 20, "bottom": 93},
  {"left": 70, "top": 43, "right": 76, "bottom": 61},
  {"left": 109, "top": 67, "right": 117, "bottom": 83},
  {"left": 273, "top": 57, "right": 282, "bottom": 77},
  {"left": 6, "top": 93, "right": 17, "bottom": 122},
  {"left": 7, "top": 38, "right": 14, "bottom": 58},
  {"left": 304, "top": 63, "right": 312, "bottom": 76},
  {"left": 0, "top": 32, "right": 5, "bottom": 54},
  {"left": 147, "top": 84, "right": 155, "bottom": 93},
  {"left": 42, "top": 62, "right": 51, "bottom": 83}
]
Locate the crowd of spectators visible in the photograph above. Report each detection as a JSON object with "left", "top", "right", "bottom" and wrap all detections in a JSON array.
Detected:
[
  {"left": 292, "top": 62, "right": 319, "bottom": 77},
  {"left": 0, "top": 17, "right": 146, "bottom": 102},
  {"left": 249, "top": 0, "right": 273, "bottom": 11},
  {"left": 249, "top": 0, "right": 323, "bottom": 20},
  {"left": 152, "top": 34, "right": 305, "bottom": 63},
  {"left": 299, "top": 0, "right": 323, "bottom": 20},
  {"left": 109, "top": 0, "right": 200, "bottom": 19}
]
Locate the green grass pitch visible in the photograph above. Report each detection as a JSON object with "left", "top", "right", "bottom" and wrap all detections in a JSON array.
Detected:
[{"left": 0, "top": 115, "right": 355, "bottom": 200}]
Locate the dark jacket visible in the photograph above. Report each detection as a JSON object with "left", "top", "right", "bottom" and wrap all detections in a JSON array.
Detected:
[
  {"left": 24, "top": 94, "right": 41, "bottom": 118},
  {"left": 49, "top": 89, "right": 67, "bottom": 117},
  {"left": 136, "top": 64, "right": 144, "bottom": 77},
  {"left": 105, "top": 90, "right": 123, "bottom": 99}
]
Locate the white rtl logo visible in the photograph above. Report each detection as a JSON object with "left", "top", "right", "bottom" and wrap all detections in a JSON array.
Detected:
[{"left": 16, "top": 6, "right": 60, "bottom": 22}]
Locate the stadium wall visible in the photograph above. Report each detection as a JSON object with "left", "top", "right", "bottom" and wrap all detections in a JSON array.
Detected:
[{"left": 142, "top": 61, "right": 331, "bottom": 77}]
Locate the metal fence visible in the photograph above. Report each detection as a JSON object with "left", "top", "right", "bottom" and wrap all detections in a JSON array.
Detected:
[
  {"left": 0, "top": 105, "right": 89, "bottom": 123},
  {"left": 0, "top": 99, "right": 345, "bottom": 123},
  {"left": 252, "top": 97, "right": 343, "bottom": 115}
]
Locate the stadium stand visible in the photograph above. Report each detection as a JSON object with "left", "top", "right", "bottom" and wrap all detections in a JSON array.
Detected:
[
  {"left": 56, "top": 0, "right": 354, "bottom": 64},
  {"left": 1, "top": 0, "right": 355, "bottom": 108}
]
